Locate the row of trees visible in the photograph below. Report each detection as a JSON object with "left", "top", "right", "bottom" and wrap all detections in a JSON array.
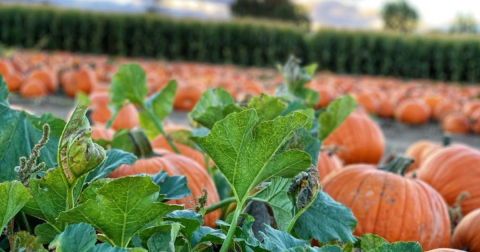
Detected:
[{"left": 231, "top": 0, "right": 478, "bottom": 34}]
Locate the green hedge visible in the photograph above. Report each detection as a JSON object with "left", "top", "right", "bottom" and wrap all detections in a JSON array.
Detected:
[
  {"left": 2, "top": 4, "right": 480, "bottom": 82},
  {"left": 0, "top": 4, "right": 307, "bottom": 67},
  {"left": 309, "top": 30, "right": 480, "bottom": 83}
]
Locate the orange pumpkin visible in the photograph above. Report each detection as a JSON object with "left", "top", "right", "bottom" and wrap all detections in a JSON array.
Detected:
[
  {"left": 19, "top": 79, "right": 47, "bottom": 98},
  {"left": 417, "top": 145, "right": 480, "bottom": 215},
  {"left": 376, "top": 99, "right": 395, "bottom": 118},
  {"left": 74, "top": 68, "right": 96, "bottom": 94},
  {"left": 470, "top": 107, "right": 480, "bottom": 134},
  {"left": 442, "top": 113, "right": 470, "bottom": 134},
  {"left": 404, "top": 140, "right": 441, "bottom": 173},
  {"left": 316, "top": 149, "right": 342, "bottom": 181},
  {"left": 323, "top": 111, "right": 385, "bottom": 165},
  {"left": 426, "top": 250, "right": 465, "bottom": 252},
  {"left": 323, "top": 157, "right": 451, "bottom": 250},
  {"left": 423, "top": 94, "right": 443, "bottom": 112},
  {"left": 462, "top": 101, "right": 480, "bottom": 119},
  {"left": 173, "top": 85, "right": 203, "bottom": 111},
  {"left": 91, "top": 125, "right": 115, "bottom": 141},
  {"left": 28, "top": 69, "right": 57, "bottom": 92},
  {"left": 0, "top": 60, "right": 14, "bottom": 76},
  {"left": 354, "top": 92, "right": 379, "bottom": 114},
  {"left": 451, "top": 208, "right": 480, "bottom": 251},
  {"left": 89, "top": 92, "right": 139, "bottom": 130},
  {"left": 314, "top": 87, "right": 334, "bottom": 109},
  {"left": 108, "top": 129, "right": 220, "bottom": 227},
  {"left": 395, "top": 99, "right": 431, "bottom": 124},
  {"left": 434, "top": 101, "right": 459, "bottom": 121},
  {"left": 3, "top": 73, "right": 23, "bottom": 92}
]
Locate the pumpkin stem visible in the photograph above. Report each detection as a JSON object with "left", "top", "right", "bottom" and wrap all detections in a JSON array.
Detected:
[
  {"left": 448, "top": 191, "right": 470, "bottom": 231},
  {"left": 380, "top": 156, "right": 414, "bottom": 176},
  {"left": 128, "top": 128, "right": 156, "bottom": 158},
  {"left": 443, "top": 134, "right": 451, "bottom": 146}
]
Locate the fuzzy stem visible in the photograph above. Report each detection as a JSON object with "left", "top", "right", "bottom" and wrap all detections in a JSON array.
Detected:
[
  {"left": 7, "top": 217, "right": 15, "bottom": 250},
  {"left": 220, "top": 203, "right": 243, "bottom": 252},
  {"left": 142, "top": 105, "right": 180, "bottom": 154}
]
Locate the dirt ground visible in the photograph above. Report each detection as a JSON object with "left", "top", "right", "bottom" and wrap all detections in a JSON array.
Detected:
[{"left": 9, "top": 94, "right": 480, "bottom": 159}]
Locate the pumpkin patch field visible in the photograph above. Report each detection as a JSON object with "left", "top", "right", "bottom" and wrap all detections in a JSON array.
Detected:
[{"left": 1, "top": 48, "right": 480, "bottom": 252}]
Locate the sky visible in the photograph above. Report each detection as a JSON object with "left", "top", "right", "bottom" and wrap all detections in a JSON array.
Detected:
[{"left": 61, "top": 0, "right": 480, "bottom": 29}]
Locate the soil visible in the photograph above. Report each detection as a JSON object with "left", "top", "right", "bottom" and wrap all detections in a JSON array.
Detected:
[{"left": 9, "top": 94, "right": 480, "bottom": 159}]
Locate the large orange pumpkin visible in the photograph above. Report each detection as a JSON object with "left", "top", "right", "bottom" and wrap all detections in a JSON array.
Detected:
[
  {"left": 28, "top": 69, "right": 57, "bottom": 92},
  {"left": 354, "top": 92, "right": 379, "bottom": 114},
  {"left": 426, "top": 250, "right": 464, "bottom": 252},
  {"left": 108, "top": 129, "right": 220, "bottom": 227},
  {"left": 434, "top": 101, "right": 459, "bottom": 121},
  {"left": 451, "top": 208, "right": 480, "bottom": 251},
  {"left": 462, "top": 101, "right": 480, "bottom": 119},
  {"left": 417, "top": 145, "right": 480, "bottom": 216},
  {"left": 89, "top": 92, "right": 139, "bottom": 130},
  {"left": 323, "top": 111, "right": 385, "bottom": 165},
  {"left": 323, "top": 157, "right": 451, "bottom": 250},
  {"left": 19, "top": 79, "right": 47, "bottom": 98},
  {"left": 316, "top": 149, "right": 342, "bottom": 181},
  {"left": 3, "top": 73, "right": 23, "bottom": 92},
  {"left": 74, "top": 68, "right": 97, "bottom": 94},
  {"left": 91, "top": 125, "right": 115, "bottom": 141},
  {"left": 404, "top": 140, "right": 441, "bottom": 173},
  {"left": 376, "top": 99, "right": 395, "bottom": 118},
  {"left": 395, "top": 99, "right": 431, "bottom": 124},
  {"left": 470, "top": 107, "right": 480, "bottom": 134},
  {"left": 0, "top": 60, "right": 14, "bottom": 76},
  {"left": 173, "top": 85, "right": 203, "bottom": 111},
  {"left": 442, "top": 113, "right": 470, "bottom": 134}
]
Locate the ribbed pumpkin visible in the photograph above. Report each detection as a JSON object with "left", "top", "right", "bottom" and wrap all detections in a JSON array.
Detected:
[
  {"left": 423, "top": 94, "right": 443, "bottom": 112},
  {"left": 316, "top": 150, "right": 342, "bottom": 181},
  {"left": 19, "top": 79, "right": 47, "bottom": 98},
  {"left": 74, "top": 68, "right": 96, "bottom": 94},
  {"left": 395, "top": 99, "right": 431, "bottom": 124},
  {"left": 417, "top": 145, "right": 480, "bottom": 216},
  {"left": 3, "top": 73, "right": 23, "bottom": 92},
  {"left": 354, "top": 92, "right": 379, "bottom": 114},
  {"left": 426, "top": 250, "right": 465, "bottom": 252},
  {"left": 451, "top": 208, "right": 480, "bottom": 251},
  {"left": 108, "top": 129, "right": 220, "bottom": 227},
  {"left": 404, "top": 140, "right": 441, "bottom": 173},
  {"left": 323, "top": 111, "right": 385, "bottom": 165},
  {"left": 91, "top": 125, "right": 115, "bottom": 141},
  {"left": 0, "top": 60, "right": 14, "bottom": 76},
  {"left": 434, "top": 101, "right": 459, "bottom": 121},
  {"left": 462, "top": 101, "right": 480, "bottom": 119},
  {"left": 151, "top": 126, "right": 213, "bottom": 170},
  {"left": 89, "top": 92, "right": 139, "bottom": 130},
  {"left": 376, "top": 99, "right": 395, "bottom": 118},
  {"left": 442, "top": 113, "right": 470, "bottom": 134},
  {"left": 323, "top": 157, "right": 451, "bottom": 250},
  {"left": 28, "top": 69, "right": 57, "bottom": 92},
  {"left": 173, "top": 85, "right": 203, "bottom": 111}
]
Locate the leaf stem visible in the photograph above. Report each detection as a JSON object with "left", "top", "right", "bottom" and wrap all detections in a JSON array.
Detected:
[
  {"left": 220, "top": 203, "right": 243, "bottom": 252},
  {"left": 205, "top": 196, "right": 265, "bottom": 214},
  {"left": 142, "top": 104, "right": 180, "bottom": 154},
  {"left": 7, "top": 217, "right": 15, "bottom": 250},
  {"left": 286, "top": 190, "right": 319, "bottom": 234}
]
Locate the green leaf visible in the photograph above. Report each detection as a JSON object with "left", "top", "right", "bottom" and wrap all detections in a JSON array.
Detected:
[
  {"left": 194, "top": 109, "right": 311, "bottom": 202},
  {"left": 280, "top": 128, "right": 320, "bottom": 166},
  {"left": 369, "top": 242, "right": 422, "bottom": 252},
  {"left": 78, "top": 179, "right": 111, "bottom": 204},
  {"left": 86, "top": 150, "right": 137, "bottom": 182},
  {"left": 146, "top": 223, "right": 181, "bottom": 252},
  {"left": 35, "top": 223, "right": 60, "bottom": 244},
  {"left": 90, "top": 243, "right": 128, "bottom": 252},
  {"left": 12, "top": 231, "right": 47, "bottom": 252},
  {"left": 23, "top": 167, "right": 85, "bottom": 229},
  {"left": 139, "top": 81, "right": 177, "bottom": 138},
  {"left": 110, "top": 130, "right": 133, "bottom": 153},
  {"left": 318, "top": 95, "right": 356, "bottom": 141},
  {"left": 0, "top": 181, "right": 31, "bottom": 231},
  {"left": 57, "top": 176, "right": 182, "bottom": 247},
  {"left": 150, "top": 170, "right": 191, "bottom": 201},
  {"left": 260, "top": 225, "right": 308, "bottom": 251},
  {"left": 0, "top": 108, "right": 65, "bottom": 182},
  {"left": 293, "top": 189, "right": 357, "bottom": 243},
  {"left": 107, "top": 63, "right": 146, "bottom": 128},
  {"left": 213, "top": 170, "right": 231, "bottom": 200},
  {"left": 164, "top": 210, "right": 202, "bottom": 238},
  {"left": 58, "top": 94, "right": 106, "bottom": 183},
  {"left": 49, "top": 223, "right": 96, "bottom": 252},
  {"left": 354, "top": 234, "right": 388, "bottom": 251},
  {"left": 254, "top": 178, "right": 293, "bottom": 232},
  {"left": 247, "top": 94, "right": 287, "bottom": 122},
  {"left": 189, "top": 226, "right": 226, "bottom": 249},
  {"left": 188, "top": 88, "right": 243, "bottom": 129},
  {"left": 0, "top": 75, "right": 8, "bottom": 106}
]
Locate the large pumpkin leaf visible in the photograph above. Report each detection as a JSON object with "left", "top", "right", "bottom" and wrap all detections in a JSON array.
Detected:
[
  {"left": 293, "top": 189, "right": 357, "bottom": 243},
  {"left": 290, "top": 245, "right": 343, "bottom": 252},
  {"left": 139, "top": 80, "right": 177, "bottom": 138},
  {"left": 0, "top": 75, "right": 8, "bottom": 106},
  {"left": 354, "top": 234, "right": 388, "bottom": 251},
  {"left": 90, "top": 243, "right": 130, "bottom": 252},
  {"left": 49, "top": 223, "right": 96, "bottom": 252},
  {"left": 107, "top": 63, "right": 147, "bottom": 128},
  {"left": 247, "top": 94, "right": 287, "bottom": 123},
  {"left": 86, "top": 149, "right": 137, "bottom": 183},
  {"left": 189, "top": 226, "right": 225, "bottom": 249},
  {"left": 194, "top": 109, "right": 311, "bottom": 202},
  {"left": 57, "top": 176, "right": 182, "bottom": 247},
  {"left": 0, "top": 181, "right": 31, "bottom": 231},
  {"left": 259, "top": 225, "right": 308, "bottom": 251},
  {"left": 146, "top": 223, "right": 181, "bottom": 252},
  {"left": 0, "top": 102, "right": 65, "bottom": 182},
  {"left": 188, "top": 88, "right": 243, "bottom": 129},
  {"left": 317, "top": 95, "right": 356, "bottom": 141},
  {"left": 35, "top": 223, "right": 60, "bottom": 244}
]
